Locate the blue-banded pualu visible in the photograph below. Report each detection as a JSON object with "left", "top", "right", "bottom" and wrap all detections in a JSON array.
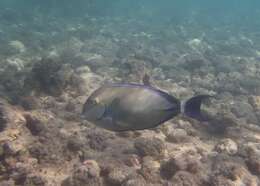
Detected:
[{"left": 81, "top": 75, "right": 212, "bottom": 131}]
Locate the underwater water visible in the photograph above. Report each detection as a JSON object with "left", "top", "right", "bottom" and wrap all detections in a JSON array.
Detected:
[{"left": 0, "top": 1, "right": 260, "bottom": 185}]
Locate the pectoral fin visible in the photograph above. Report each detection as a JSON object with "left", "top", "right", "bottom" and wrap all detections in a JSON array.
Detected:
[
  {"left": 107, "top": 98, "right": 131, "bottom": 129},
  {"left": 110, "top": 98, "right": 121, "bottom": 111},
  {"left": 85, "top": 104, "right": 106, "bottom": 121},
  {"left": 104, "top": 98, "right": 121, "bottom": 123}
]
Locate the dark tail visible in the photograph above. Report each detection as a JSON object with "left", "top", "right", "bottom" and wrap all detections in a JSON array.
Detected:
[{"left": 184, "top": 95, "right": 213, "bottom": 121}]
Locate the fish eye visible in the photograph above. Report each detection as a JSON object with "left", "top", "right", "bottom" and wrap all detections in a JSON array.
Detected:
[
  {"left": 87, "top": 98, "right": 99, "bottom": 105},
  {"left": 83, "top": 98, "right": 97, "bottom": 113}
]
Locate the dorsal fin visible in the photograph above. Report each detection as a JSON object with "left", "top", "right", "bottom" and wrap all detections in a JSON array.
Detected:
[{"left": 142, "top": 73, "right": 151, "bottom": 86}]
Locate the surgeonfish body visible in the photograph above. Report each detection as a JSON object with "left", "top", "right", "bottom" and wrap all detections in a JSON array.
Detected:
[{"left": 82, "top": 80, "right": 211, "bottom": 132}]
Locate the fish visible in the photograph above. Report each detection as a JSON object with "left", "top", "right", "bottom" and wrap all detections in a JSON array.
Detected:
[{"left": 81, "top": 77, "right": 212, "bottom": 131}]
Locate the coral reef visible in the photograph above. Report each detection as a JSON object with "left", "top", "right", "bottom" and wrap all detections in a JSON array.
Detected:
[{"left": 0, "top": 6, "right": 260, "bottom": 186}]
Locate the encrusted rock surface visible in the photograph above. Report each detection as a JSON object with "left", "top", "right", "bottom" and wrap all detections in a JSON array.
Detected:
[
  {"left": 134, "top": 137, "right": 166, "bottom": 158},
  {"left": 0, "top": 6, "right": 260, "bottom": 186},
  {"left": 214, "top": 138, "right": 238, "bottom": 155}
]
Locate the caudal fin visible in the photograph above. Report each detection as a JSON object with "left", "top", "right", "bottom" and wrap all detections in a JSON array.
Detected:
[{"left": 184, "top": 95, "right": 212, "bottom": 121}]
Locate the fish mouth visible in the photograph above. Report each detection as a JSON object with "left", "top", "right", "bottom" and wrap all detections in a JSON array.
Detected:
[
  {"left": 80, "top": 113, "right": 87, "bottom": 120},
  {"left": 80, "top": 107, "right": 105, "bottom": 121}
]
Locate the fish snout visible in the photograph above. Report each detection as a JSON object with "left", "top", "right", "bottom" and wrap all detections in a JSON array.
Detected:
[{"left": 80, "top": 113, "right": 87, "bottom": 120}]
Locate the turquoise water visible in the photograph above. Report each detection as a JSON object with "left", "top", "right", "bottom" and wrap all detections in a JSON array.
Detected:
[
  {"left": 1, "top": 1, "right": 259, "bottom": 35},
  {"left": 1, "top": 1, "right": 260, "bottom": 21},
  {"left": 1, "top": 1, "right": 260, "bottom": 186}
]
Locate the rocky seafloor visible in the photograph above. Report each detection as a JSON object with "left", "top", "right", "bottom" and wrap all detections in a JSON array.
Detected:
[{"left": 0, "top": 10, "right": 260, "bottom": 186}]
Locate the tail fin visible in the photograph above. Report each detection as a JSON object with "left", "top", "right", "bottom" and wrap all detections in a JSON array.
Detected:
[{"left": 184, "top": 95, "right": 212, "bottom": 121}]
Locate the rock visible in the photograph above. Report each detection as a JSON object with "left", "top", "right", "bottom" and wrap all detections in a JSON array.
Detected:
[
  {"left": 5, "top": 57, "right": 25, "bottom": 72},
  {"left": 64, "top": 161, "right": 102, "bottom": 186},
  {"left": 39, "top": 96, "right": 57, "bottom": 109},
  {"left": 8, "top": 40, "right": 26, "bottom": 53},
  {"left": 123, "top": 154, "right": 141, "bottom": 169},
  {"left": 170, "top": 171, "right": 197, "bottom": 186},
  {"left": 0, "top": 180, "right": 15, "bottom": 186},
  {"left": 24, "top": 174, "right": 47, "bottom": 186},
  {"left": 19, "top": 96, "right": 39, "bottom": 110},
  {"left": 134, "top": 137, "right": 166, "bottom": 158},
  {"left": 0, "top": 161, "right": 7, "bottom": 176},
  {"left": 122, "top": 177, "right": 147, "bottom": 186},
  {"left": 209, "top": 153, "right": 258, "bottom": 185},
  {"left": 166, "top": 128, "right": 189, "bottom": 143},
  {"left": 210, "top": 176, "right": 235, "bottom": 186},
  {"left": 208, "top": 112, "right": 239, "bottom": 134},
  {"left": 138, "top": 156, "right": 161, "bottom": 183},
  {"left": 188, "top": 38, "right": 211, "bottom": 54},
  {"left": 3, "top": 142, "right": 23, "bottom": 156},
  {"left": 75, "top": 65, "right": 92, "bottom": 74},
  {"left": 188, "top": 38, "right": 202, "bottom": 50},
  {"left": 142, "top": 156, "right": 161, "bottom": 171},
  {"left": 245, "top": 152, "right": 260, "bottom": 175},
  {"left": 82, "top": 160, "right": 101, "bottom": 178},
  {"left": 249, "top": 96, "right": 260, "bottom": 111},
  {"left": 60, "top": 37, "right": 84, "bottom": 59},
  {"left": 231, "top": 102, "right": 258, "bottom": 124},
  {"left": 107, "top": 167, "right": 131, "bottom": 185},
  {"left": 248, "top": 96, "right": 260, "bottom": 121},
  {"left": 28, "top": 143, "right": 49, "bottom": 162},
  {"left": 179, "top": 53, "right": 209, "bottom": 72},
  {"left": 165, "top": 68, "right": 190, "bottom": 83},
  {"left": 61, "top": 177, "right": 73, "bottom": 186},
  {"left": 24, "top": 114, "right": 46, "bottom": 136},
  {"left": 26, "top": 58, "right": 64, "bottom": 96},
  {"left": 87, "top": 131, "right": 110, "bottom": 151},
  {"left": 160, "top": 157, "right": 185, "bottom": 179},
  {"left": 176, "top": 120, "right": 193, "bottom": 130},
  {"left": 0, "top": 144, "right": 4, "bottom": 158},
  {"left": 65, "top": 100, "right": 77, "bottom": 112},
  {"left": 210, "top": 165, "right": 259, "bottom": 186},
  {"left": 78, "top": 149, "right": 99, "bottom": 161},
  {"left": 10, "top": 162, "right": 30, "bottom": 185},
  {"left": 75, "top": 71, "right": 103, "bottom": 93},
  {"left": 254, "top": 111, "right": 260, "bottom": 124},
  {"left": 57, "top": 64, "right": 75, "bottom": 87},
  {"left": 0, "top": 103, "right": 7, "bottom": 132},
  {"left": 46, "top": 49, "right": 60, "bottom": 60},
  {"left": 0, "top": 58, "right": 25, "bottom": 102},
  {"left": 233, "top": 167, "right": 259, "bottom": 185},
  {"left": 67, "top": 136, "right": 84, "bottom": 152},
  {"left": 217, "top": 79, "right": 243, "bottom": 95},
  {"left": 160, "top": 155, "right": 201, "bottom": 179},
  {"left": 96, "top": 66, "right": 119, "bottom": 78},
  {"left": 161, "top": 120, "right": 194, "bottom": 140},
  {"left": 214, "top": 58, "right": 237, "bottom": 73},
  {"left": 151, "top": 67, "right": 166, "bottom": 80},
  {"left": 98, "top": 158, "right": 122, "bottom": 174},
  {"left": 75, "top": 53, "right": 106, "bottom": 71},
  {"left": 240, "top": 76, "right": 260, "bottom": 94},
  {"left": 214, "top": 139, "right": 238, "bottom": 155}
]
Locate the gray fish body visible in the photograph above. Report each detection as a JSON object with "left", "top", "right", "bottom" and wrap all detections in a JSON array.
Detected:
[{"left": 82, "top": 83, "right": 181, "bottom": 131}]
